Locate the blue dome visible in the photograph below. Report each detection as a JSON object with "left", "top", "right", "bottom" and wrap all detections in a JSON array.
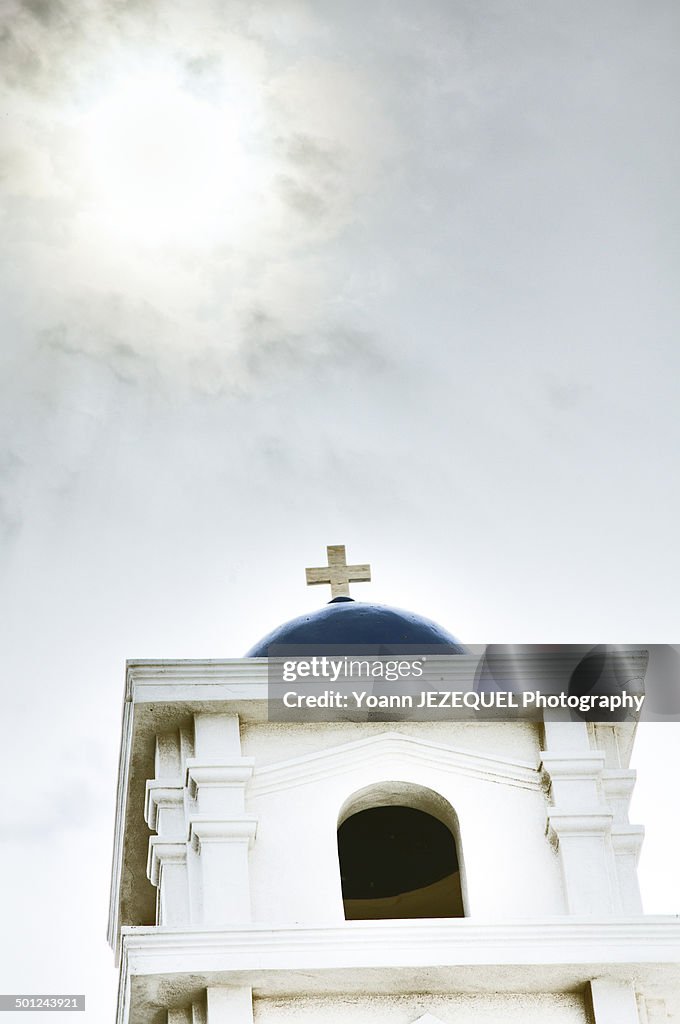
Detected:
[{"left": 246, "top": 598, "right": 466, "bottom": 656}]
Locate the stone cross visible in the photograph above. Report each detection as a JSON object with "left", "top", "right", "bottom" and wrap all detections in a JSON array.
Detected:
[{"left": 305, "top": 545, "right": 371, "bottom": 599}]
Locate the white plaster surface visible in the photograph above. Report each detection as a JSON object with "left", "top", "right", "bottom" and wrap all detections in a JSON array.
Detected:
[
  {"left": 239, "top": 720, "right": 543, "bottom": 767},
  {"left": 244, "top": 723, "right": 563, "bottom": 924},
  {"left": 589, "top": 978, "right": 640, "bottom": 1023},
  {"left": 109, "top": 661, "right": 680, "bottom": 1024},
  {"left": 251, "top": 993, "right": 588, "bottom": 1024}
]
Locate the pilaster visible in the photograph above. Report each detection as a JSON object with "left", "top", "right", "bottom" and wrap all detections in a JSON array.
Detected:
[
  {"left": 186, "top": 714, "right": 257, "bottom": 926},
  {"left": 206, "top": 986, "right": 253, "bottom": 1024},
  {"left": 147, "top": 839, "right": 189, "bottom": 926},
  {"left": 603, "top": 769, "right": 644, "bottom": 913},
  {"left": 541, "top": 739, "right": 617, "bottom": 914},
  {"left": 145, "top": 730, "right": 192, "bottom": 927},
  {"left": 588, "top": 978, "right": 640, "bottom": 1023},
  {"left": 144, "top": 714, "right": 260, "bottom": 928}
]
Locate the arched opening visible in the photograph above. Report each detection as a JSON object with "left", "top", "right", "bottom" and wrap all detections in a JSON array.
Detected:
[{"left": 337, "top": 785, "right": 465, "bottom": 920}]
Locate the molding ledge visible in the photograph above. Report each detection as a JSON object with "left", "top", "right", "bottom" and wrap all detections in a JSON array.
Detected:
[
  {"left": 116, "top": 919, "right": 680, "bottom": 1024},
  {"left": 189, "top": 817, "right": 258, "bottom": 852},
  {"left": 144, "top": 781, "right": 184, "bottom": 832},
  {"left": 547, "top": 809, "right": 614, "bottom": 846},
  {"left": 611, "top": 824, "right": 645, "bottom": 858},
  {"left": 250, "top": 731, "right": 542, "bottom": 796},
  {"left": 186, "top": 760, "right": 255, "bottom": 798},
  {"left": 146, "top": 839, "right": 187, "bottom": 887},
  {"left": 120, "top": 916, "right": 680, "bottom": 972}
]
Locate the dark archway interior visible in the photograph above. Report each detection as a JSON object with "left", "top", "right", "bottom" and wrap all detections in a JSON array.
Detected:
[{"left": 338, "top": 805, "right": 464, "bottom": 920}]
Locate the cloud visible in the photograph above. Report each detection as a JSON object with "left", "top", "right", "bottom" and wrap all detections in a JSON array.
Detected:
[
  {"left": 0, "top": 0, "right": 94, "bottom": 94},
  {"left": 0, "top": 0, "right": 401, "bottom": 429},
  {"left": 1, "top": 8, "right": 679, "bottom": 1017},
  {"left": 268, "top": 56, "right": 397, "bottom": 231},
  {"left": 0, "top": 777, "right": 103, "bottom": 842},
  {"left": 0, "top": 0, "right": 678, "bottom": 592},
  {"left": 237, "top": 306, "right": 388, "bottom": 386},
  {"left": 0, "top": 447, "right": 25, "bottom": 540}
]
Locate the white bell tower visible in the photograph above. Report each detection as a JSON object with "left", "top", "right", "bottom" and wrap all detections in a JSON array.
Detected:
[{"left": 108, "top": 551, "right": 680, "bottom": 1024}]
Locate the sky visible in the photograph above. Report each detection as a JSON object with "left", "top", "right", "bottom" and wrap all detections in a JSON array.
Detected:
[{"left": 0, "top": 0, "right": 679, "bottom": 1019}]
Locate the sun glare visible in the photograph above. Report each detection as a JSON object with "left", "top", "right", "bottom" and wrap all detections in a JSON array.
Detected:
[{"left": 76, "top": 64, "right": 268, "bottom": 246}]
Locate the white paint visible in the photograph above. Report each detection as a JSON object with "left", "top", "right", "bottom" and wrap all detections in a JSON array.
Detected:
[
  {"left": 589, "top": 979, "right": 640, "bottom": 1023},
  {"left": 207, "top": 987, "right": 253, "bottom": 1024},
  {"left": 252, "top": 994, "right": 587, "bottom": 1024},
  {"left": 109, "top": 658, "right": 680, "bottom": 1024}
]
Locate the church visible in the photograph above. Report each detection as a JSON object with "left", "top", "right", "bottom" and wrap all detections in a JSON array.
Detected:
[{"left": 108, "top": 546, "right": 680, "bottom": 1023}]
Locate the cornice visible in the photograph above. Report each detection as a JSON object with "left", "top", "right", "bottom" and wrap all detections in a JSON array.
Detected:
[
  {"left": 108, "top": 698, "right": 134, "bottom": 951},
  {"left": 540, "top": 753, "right": 607, "bottom": 777},
  {"left": 144, "top": 781, "right": 184, "bottom": 832},
  {"left": 117, "top": 918, "right": 680, "bottom": 1024},
  {"left": 547, "top": 808, "right": 615, "bottom": 838},
  {"left": 125, "top": 659, "right": 270, "bottom": 702},
  {"left": 121, "top": 917, "right": 680, "bottom": 970},
  {"left": 185, "top": 760, "right": 255, "bottom": 798},
  {"left": 188, "top": 816, "right": 258, "bottom": 851},
  {"left": 602, "top": 768, "right": 638, "bottom": 799},
  {"left": 610, "top": 824, "right": 646, "bottom": 857},
  {"left": 147, "top": 838, "right": 188, "bottom": 887}
]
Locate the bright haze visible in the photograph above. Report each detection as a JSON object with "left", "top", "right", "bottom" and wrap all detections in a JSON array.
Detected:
[{"left": 0, "top": 0, "right": 678, "bottom": 1017}]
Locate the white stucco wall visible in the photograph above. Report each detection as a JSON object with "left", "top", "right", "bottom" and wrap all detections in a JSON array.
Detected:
[
  {"left": 110, "top": 665, "right": 679, "bottom": 1024},
  {"left": 240, "top": 720, "right": 543, "bottom": 767},
  {"left": 242, "top": 720, "right": 565, "bottom": 924},
  {"left": 252, "top": 993, "right": 588, "bottom": 1024}
]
